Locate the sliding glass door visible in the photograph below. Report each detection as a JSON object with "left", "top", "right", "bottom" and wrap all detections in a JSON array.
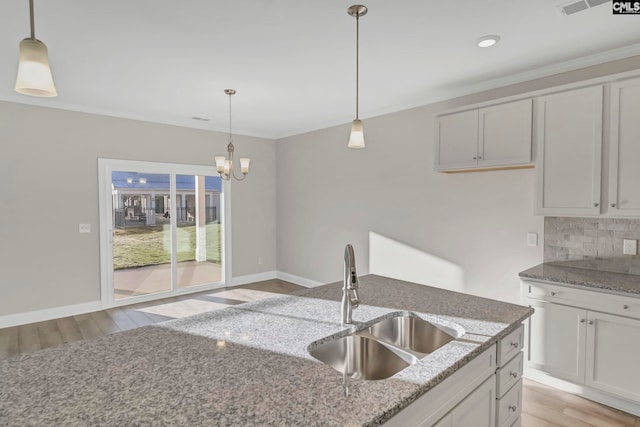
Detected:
[{"left": 99, "top": 160, "right": 226, "bottom": 307}]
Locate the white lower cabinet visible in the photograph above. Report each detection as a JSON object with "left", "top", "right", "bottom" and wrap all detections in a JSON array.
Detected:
[
  {"left": 386, "top": 323, "right": 527, "bottom": 427},
  {"left": 522, "top": 279, "right": 640, "bottom": 415},
  {"left": 585, "top": 311, "right": 640, "bottom": 402},
  {"left": 433, "top": 376, "right": 496, "bottom": 427},
  {"left": 526, "top": 299, "right": 586, "bottom": 383}
]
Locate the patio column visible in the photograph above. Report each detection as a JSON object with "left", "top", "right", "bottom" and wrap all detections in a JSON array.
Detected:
[
  {"left": 147, "top": 193, "right": 156, "bottom": 225},
  {"left": 195, "top": 176, "right": 207, "bottom": 262}
]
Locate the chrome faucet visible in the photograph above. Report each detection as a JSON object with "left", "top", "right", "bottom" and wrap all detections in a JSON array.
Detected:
[{"left": 341, "top": 244, "right": 360, "bottom": 325}]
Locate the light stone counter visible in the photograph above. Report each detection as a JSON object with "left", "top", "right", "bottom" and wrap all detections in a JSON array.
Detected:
[
  {"left": 0, "top": 275, "right": 532, "bottom": 426},
  {"left": 520, "top": 263, "right": 640, "bottom": 296}
]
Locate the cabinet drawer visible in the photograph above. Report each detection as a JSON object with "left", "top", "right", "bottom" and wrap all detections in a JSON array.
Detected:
[
  {"left": 496, "top": 352, "right": 523, "bottom": 398},
  {"left": 524, "top": 281, "right": 567, "bottom": 302},
  {"left": 496, "top": 379, "right": 522, "bottom": 427},
  {"left": 523, "top": 280, "right": 640, "bottom": 320},
  {"left": 497, "top": 324, "right": 524, "bottom": 367}
]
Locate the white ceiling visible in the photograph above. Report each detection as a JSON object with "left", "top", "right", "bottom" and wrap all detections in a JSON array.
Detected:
[{"left": 1, "top": 0, "right": 639, "bottom": 139}]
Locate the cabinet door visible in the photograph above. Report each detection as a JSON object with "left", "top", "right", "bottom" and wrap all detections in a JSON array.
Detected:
[
  {"left": 535, "top": 86, "right": 603, "bottom": 216},
  {"left": 450, "top": 376, "right": 496, "bottom": 427},
  {"left": 526, "top": 299, "right": 587, "bottom": 384},
  {"left": 585, "top": 312, "right": 640, "bottom": 402},
  {"left": 435, "top": 110, "right": 479, "bottom": 170},
  {"left": 609, "top": 77, "right": 640, "bottom": 216},
  {"left": 478, "top": 99, "right": 532, "bottom": 168}
]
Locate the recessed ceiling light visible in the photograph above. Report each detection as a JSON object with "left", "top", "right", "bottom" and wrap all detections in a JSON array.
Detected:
[{"left": 477, "top": 35, "right": 501, "bottom": 48}]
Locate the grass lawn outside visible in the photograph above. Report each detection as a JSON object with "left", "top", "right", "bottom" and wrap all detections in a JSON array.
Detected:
[{"left": 113, "top": 224, "right": 221, "bottom": 270}]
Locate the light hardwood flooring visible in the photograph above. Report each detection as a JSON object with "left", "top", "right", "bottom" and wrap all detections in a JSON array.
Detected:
[
  {"left": 1, "top": 280, "right": 638, "bottom": 427},
  {"left": 0, "top": 279, "right": 301, "bottom": 360}
]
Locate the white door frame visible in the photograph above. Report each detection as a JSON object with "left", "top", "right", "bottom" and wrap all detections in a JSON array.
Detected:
[{"left": 97, "top": 158, "right": 232, "bottom": 309}]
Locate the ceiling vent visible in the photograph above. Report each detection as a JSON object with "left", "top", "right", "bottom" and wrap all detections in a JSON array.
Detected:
[{"left": 559, "top": 0, "right": 610, "bottom": 15}]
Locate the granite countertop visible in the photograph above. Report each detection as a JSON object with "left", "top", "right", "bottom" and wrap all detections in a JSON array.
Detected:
[
  {"left": 0, "top": 275, "right": 532, "bottom": 427},
  {"left": 519, "top": 263, "right": 640, "bottom": 296}
]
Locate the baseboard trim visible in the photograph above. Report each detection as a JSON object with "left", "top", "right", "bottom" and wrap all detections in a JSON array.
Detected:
[
  {"left": 276, "top": 271, "right": 324, "bottom": 288},
  {"left": 0, "top": 301, "right": 103, "bottom": 329},
  {"left": 524, "top": 368, "right": 640, "bottom": 417},
  {"left": 229, "top": 270, "right": 278, "bottom": 286}
]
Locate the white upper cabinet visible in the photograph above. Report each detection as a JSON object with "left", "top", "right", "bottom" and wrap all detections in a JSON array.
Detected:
[
  {"left": 478, "top": 99, "right": 533, "bottom": 168},
  {"left": 436, "top": 109, "right": 479, "bottom": 170},
  {"left": 535, "top": 86, "right": 603, "bottom": 216},
  {"left": 435, "top": 99, "right": 532, "bottom": 172},
  {"left": 609, "top": 77, "right": 640, "bottom": 216}
]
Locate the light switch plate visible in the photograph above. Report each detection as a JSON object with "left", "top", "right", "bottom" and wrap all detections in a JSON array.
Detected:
[
  {"left": 623, "top": 239, "right": 637, "bottom": 255},
  {"left": 527, "top": 232, "right": 538, "bottom": 247},
  {"left": 79, "top": 224, "right": 91, "bottom": 233}
]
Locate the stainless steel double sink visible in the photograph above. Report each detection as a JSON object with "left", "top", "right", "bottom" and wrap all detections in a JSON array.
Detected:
[{"left": 308, "top": 312, "right": 461, "bottom": 380}]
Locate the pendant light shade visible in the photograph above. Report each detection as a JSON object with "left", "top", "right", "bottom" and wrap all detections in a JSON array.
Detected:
[
  {"left": 14, "top": 0, "right": 57, "bottom": 98},
  {"left": 15, "top": 38, "right": 57, "bottom": 97},
  {"left": 348, "top": 119, "right": 365, "bottom": 149},
  {"left": 347, "top": 5, "right": 367, "bottom": 149}
]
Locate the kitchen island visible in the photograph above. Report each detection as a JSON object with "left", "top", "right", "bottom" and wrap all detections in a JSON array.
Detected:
[{"left": 0, "top": 275, "right": 532, "bottom": 426}]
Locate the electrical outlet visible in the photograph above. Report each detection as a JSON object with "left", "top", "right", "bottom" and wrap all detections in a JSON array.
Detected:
[
  {"left": 79, "top": 224, "right": 91, "bottom": 233},
  {"left": 623, "top": 239, "right": 637, "bottom": 255},
  {"left": 527, "top": 232, "right": 538, "bottom": 247}
]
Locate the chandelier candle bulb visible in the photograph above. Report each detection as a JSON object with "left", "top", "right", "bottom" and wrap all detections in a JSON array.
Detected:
[
  {"left": 240, "top": 158, "right": 250, "bottom": 175},
  {"left": 215, "top": 156, "right": 226, "bottom": 173}
]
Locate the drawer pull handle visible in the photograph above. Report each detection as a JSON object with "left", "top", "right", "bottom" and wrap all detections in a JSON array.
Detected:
[
  {"left": 588, "top": 321, "right": 594, "bottom": 325},
  {"left": 509, "top": 405, "right": 518, "bottom": 412},
  {"left": 510, "top": 342, "right": 519, "bottom": 349},
  {"left": 510, "top": 371, "right": 518, "bottom": 378},
  {"left": 623, "top": 305, "right": 629, "bottom": 310},
  {"left": 580, "top": 319, "right": 586, "bottom": 323}
]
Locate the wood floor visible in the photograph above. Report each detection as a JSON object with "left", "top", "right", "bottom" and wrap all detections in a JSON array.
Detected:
[{"left": 1, "top": 279, "right": 638, "bottom": 427}]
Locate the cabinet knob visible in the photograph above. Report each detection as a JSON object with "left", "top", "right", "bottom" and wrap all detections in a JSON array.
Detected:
[
  {"left": 510, "top": 371, "right": 518, "bottom": 378},
  {"left": 588, "top": 320, "right": 594, "bottom": 325},
  {"left": 509, "top": 405, "right": 518, "bottom": 412},
  {"left": 580, "top": 319, "right": 586, "bottom": 323},
  {"left": 473, "top": 157, "right": 477, "bottom": 160},
  {"left": 477, "top": 156, "right": 482, "bottom": 160},
  {"left": 594, "top": 202, "right": 599, "bottom": 207},
  {"left": 611, "top": 203, "right": 616, "bottom": 208},
  {"left": 623, "top": 305, "right": 629, "bottom": 310},
  {"left": 510, "top": 342, "right": 519, "bottom": 349},
  {"left": 550, "top": 292, "right": 557, "bottom": 296}
]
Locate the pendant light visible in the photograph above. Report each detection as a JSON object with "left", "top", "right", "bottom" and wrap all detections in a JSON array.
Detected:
[
  {"left": 15, "top": 0, "right": 57, "bottom": 97},
  {"left": 347, "top": 5, "right": 367, "bottom": 149},
  {"left": 215, "top": 89, "right": 250, "bottom": 181}
]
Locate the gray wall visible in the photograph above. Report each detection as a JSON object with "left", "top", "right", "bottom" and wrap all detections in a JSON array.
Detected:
[
  {"left": 0, "top": 102, "right": 276, "bottom": 316},
  {"left": 275, "top": 56, "right": 640, "bottom": 304}
]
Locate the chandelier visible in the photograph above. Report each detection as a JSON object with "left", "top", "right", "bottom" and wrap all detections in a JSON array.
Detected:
[{"left": 214, "top": 89, "right": 250, "bottom": 181}]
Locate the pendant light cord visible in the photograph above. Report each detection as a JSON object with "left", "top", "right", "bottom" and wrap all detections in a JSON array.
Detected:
[
  {"left": 355, "top": 13, "right": 359, "bottom": 120},
  {"left": 29, "top": 0, "right": 35, "bottom": 39}
]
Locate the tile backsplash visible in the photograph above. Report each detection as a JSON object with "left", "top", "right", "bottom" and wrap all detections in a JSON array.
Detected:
[{"left": 544, "top": 217, "right": 640, "bottom": 276}]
